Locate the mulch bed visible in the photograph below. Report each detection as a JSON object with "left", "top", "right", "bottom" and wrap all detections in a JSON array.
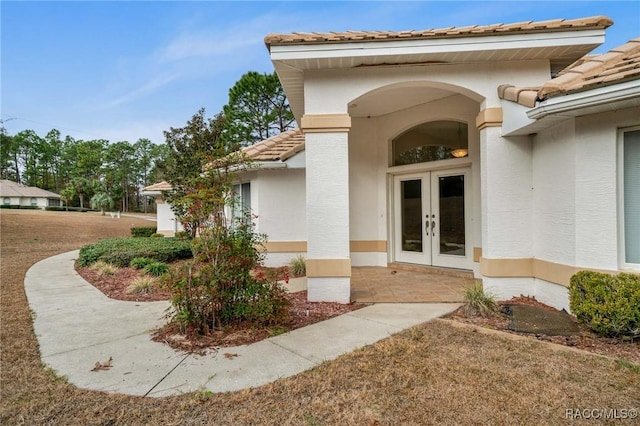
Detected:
[
  {"left": 447, "top": 296, "right": 640, "bottom": 364},
  {"left": 75, "top": 262, "right": 363, "bottom": 353}
]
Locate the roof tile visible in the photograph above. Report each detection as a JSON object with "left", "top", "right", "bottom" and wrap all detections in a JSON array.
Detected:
[
  {"left": 265, "top": 16, "right": 613, "bottom": 47},
  {"left": 241, "top": 128, "right": 305, "bottom": 162}
]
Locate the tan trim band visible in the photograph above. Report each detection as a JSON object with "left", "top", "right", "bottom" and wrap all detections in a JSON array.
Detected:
[
  {"left": 476, "top": 108, "right": 503, "bottom": 130},
  {"left": 262, "top": 241, "right": 307, "bottom": 253},
  {"left": 480, "top": 257, "right": 628, "bottom": 288},
  {"left": 261, "top": 240, "right": 387, "bottom": 253},
  {"left": 473, "top": 247, "right": 482, "bottom": 263},
  {"left": 306, "top": 258, "right": 352, "bottom": 278},
  {"left": 350, "top": 240, "right": 387, "bottom": 252},
  {"left": 301, "top": 114, "right": 351, "bottom": 133}
]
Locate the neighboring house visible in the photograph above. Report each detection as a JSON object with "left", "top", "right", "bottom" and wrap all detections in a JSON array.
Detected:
[
  {"left": 0, "top": 180, "right": 61, "bottom": 209},
  {"left": 254, "top": 15, "right": 640, "bottom": 307},
  {"left": 142, "top": 181, "right": 184, "bottom": 236}
]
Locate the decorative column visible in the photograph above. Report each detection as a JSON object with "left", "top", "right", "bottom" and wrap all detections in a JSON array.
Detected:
[
  {"left": 478, "top": 107, "right": 535, "bottom": 299},
  {"left": 301, "top": 113, "right": 352, "bottom": 303}
]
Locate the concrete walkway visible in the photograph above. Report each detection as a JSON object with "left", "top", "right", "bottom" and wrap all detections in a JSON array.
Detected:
[{"left": 24, "top": 251, "right": 460, "bottom": 397}]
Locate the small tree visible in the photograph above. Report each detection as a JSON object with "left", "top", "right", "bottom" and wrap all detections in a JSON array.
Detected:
[{"left": 90, "top": 192, "right": 114, "bottom": 215}]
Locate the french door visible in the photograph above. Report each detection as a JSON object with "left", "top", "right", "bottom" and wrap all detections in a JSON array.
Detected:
[{"left": 393, "top": 168, "right": 471, "bottom": 269}]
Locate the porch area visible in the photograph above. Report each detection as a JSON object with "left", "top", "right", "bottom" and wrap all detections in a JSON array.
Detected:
[{"left": 350, "top": 264, "right": 472, "bottom": 303}]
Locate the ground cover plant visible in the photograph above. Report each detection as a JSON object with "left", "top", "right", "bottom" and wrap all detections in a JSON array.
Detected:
[
  {"left": 78, "top": 236, "right": 192, "bottom": 267},
  {"left": 2, "top": 209, "right": 639, "bottom": 425}
]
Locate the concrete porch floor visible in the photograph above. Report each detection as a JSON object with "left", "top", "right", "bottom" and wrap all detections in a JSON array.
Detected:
[{"left": 351, "top": 265, "right": 473, "bottom": 303}]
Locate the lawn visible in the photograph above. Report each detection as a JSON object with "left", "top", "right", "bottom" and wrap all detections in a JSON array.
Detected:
[{"left": 1, "top": 209, "right": 638, "bottom": 425}]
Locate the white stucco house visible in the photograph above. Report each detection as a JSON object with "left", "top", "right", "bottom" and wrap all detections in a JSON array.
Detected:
[
  {"left": 249, "top": 15, "right": 639, "bottom": 309},
  {"left": 0, "top": 180, "right": 62, "bottom": 209},
  {"left": 152, "top": 15, "right": 639, "bottom": 310}
]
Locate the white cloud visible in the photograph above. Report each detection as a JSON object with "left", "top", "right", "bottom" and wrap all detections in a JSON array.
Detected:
[{"left": 104, "top": 73, "right": 180, "bottom": 109}]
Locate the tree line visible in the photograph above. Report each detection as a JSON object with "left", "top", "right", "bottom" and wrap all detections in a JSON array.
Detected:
[{"left": 0, "top": 71, "right": 294, "bottom": 212}]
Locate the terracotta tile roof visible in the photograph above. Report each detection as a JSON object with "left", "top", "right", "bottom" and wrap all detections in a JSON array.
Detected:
[
  {"left": 241, "top": 128, "right": 305, "bottom": 161},
  {"left": 143, "top": 181, "right": 172, "bottom": 192},
  {"left": 265, "top": 16, "right": 612, "bottom": 47},
  {"left": 499, "top": 37, "right": 640, "bottom": 107},
  {"left": 0, "top": 180, "right": 61, "bottom": 198}
]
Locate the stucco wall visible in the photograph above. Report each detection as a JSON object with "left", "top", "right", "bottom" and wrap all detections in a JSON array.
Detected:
[
  {"left": 255, "top": 169, "right": 306, "bottom": 241},
  {"left": 156, "top": 202, "right": 182, "bottom": 235}
]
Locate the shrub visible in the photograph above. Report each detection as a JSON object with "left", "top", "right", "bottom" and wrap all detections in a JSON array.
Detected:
[
  {"left": 143, "top": 261, "right": 169, "bottom": 276},
  {"left": 130, "top": 257, "right": 154, "bottom": 269},
  {"left": 126, "top": 276, "right": 157, "bottom": 295},
  {"left": 166, "top": 218, "right": 289, "bottom": 334},
  {"left": 89, "top": 260, "right": 118, "bottom": 276},
  {"left": 569, "top": 271, "right": 640, "bottom": 338},
  {"left": 174, "top": 231, "right": 191, "bottom": 240},
  {"left": 288, "top": 254, "right": 306, "bottom": 277},
  {"left": 44, "top": 206, "right": 66, "bottom": 211},
  {"left": 150, "top": 233, "right": 164, "bottom": 238},
  {"left": 130, "top": 226, "right": 157, "bottom": 238},
  {"left": 463, "top": 282, "right": 499, "bottom": 317},
  {"left": 78, "top": 237, "right": 192, "bottom": 267}
]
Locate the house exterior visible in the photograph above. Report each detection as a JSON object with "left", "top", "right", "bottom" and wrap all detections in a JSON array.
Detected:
[
  {"left": 255, "top": 16, "right": 640, "bottom": 308},
  {"left": 0, "top": 180, "right": 61, "bottom": 209},
  {"left": 142, "top": 181, "right": 184, "bottom": 235}
]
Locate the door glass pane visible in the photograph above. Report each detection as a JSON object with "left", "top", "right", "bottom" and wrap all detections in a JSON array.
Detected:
[
  {"left": 439, "top": 175, "right": 465, "bottom": 256},
  {"left": 401, "top": 179, "right": 423, "bottom": 252},
  {"left": 624, "top": 130, "right": 640, "bottom": 264}
]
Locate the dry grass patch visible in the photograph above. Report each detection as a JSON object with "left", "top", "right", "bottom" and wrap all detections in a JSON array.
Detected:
[{"left": 2, "top": 209, "right": 639, "bottom": 425}]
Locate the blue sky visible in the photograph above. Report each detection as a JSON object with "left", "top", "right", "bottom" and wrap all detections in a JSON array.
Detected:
[{"left": 2, "top": 1, "right": 639, "bottom": 145}]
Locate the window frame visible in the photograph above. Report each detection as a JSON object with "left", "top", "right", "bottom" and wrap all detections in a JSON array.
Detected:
[{"left": 618, "top": 125, "right": 640, "bottom": 270}]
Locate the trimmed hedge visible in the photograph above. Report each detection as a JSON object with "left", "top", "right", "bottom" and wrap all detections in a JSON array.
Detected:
[
  {"left": 569, "top": 271, "right": 640, "bottom": 338},
  {"left": 78, "top": 237, "right": 192, "bottom": 267},
  {"left": 131, "top": 226, "right": 157, "bottom": 238},
  {"left": 0, "top": 204, "right": 39, "bottom": 209}
]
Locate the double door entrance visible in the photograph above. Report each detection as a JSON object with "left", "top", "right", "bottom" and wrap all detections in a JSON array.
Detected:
[{"left": 393, "top": 168, "right": 471, "bottom": 270}]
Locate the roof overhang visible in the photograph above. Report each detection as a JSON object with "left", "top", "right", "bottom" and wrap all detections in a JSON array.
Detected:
[
  {"left": 502, "top": 79, "right": 640, "bottom": 136},
  {"left": 269, "top": 29, "right": 607, "bottom": 121}
]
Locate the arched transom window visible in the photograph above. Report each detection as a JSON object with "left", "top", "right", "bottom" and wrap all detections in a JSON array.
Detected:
[{"left": 392, "top": 120, "right": 468, "bottom": 166}]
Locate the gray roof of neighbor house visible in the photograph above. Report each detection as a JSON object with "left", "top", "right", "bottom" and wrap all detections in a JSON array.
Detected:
[
  {"left": 0, "top": 180, "right": 61, "bottom": 199},
  {"left": 265, "top": 16, "right": 613, "bottom": 47},
  {"left": 499, "top": 37, "right": 640, "bottom": 107},
  {"left": 241, "top": 128, "right": 304, "bottom": 161}
]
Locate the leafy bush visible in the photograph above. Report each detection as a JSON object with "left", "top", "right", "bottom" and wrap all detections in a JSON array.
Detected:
[
  {"left": 288, "top": 254, "right": 306, "bottom": 277},
  {"left": 463, "top": 282, "right": 499, "bottom": 317},
  {"left": 174, "top": 231, "right": 191, "bottom": 240},
  {"left": 130, "top": 226, "right": 157, "bottom": 238},
  {"left": 143, "top": 261, "right": 169, "bottom": 276},
  {"left": 150, "top": 233, "right": 164, "bottom": 238},
  {"left": 78, "top": 237, "right": 192, "bottom": 267},
  {"left": 130, "top": 257, "right": 154, "bottom": 269},
  {"left": 569, "top": 271, "right": 640, "bottom": 338},
  {"left": 0, "top": 205, "right": 20, "bottom": 209},
  {"left": 126, "top": 276, "right": 157, "bottom": 295},
  {"left": 166, "top": 218, "right": 289, "bottom": 334},
  {"left": 44, "top": 206, "right": 67, "bottom": 211}
]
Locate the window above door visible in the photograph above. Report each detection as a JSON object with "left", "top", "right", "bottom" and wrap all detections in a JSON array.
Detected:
[{"left": 392, "top": 120, "right": 468, "bottom": 166}]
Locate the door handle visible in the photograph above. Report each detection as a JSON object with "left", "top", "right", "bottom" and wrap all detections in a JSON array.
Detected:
[
  {"left": 425, "top": 218, "right": 429, "bottom": 236},
  {"left": 431, "top": 220, "right": 436, "bottom": 235}
]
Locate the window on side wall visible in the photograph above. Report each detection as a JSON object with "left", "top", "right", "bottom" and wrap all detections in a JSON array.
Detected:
[
  {"left": 230, "top": 182, "right": 251, "bottom": 225},
  {"left": 30, "top": 197, "right": 37, "bottom": 206},
  {"left": 3, "top": 197, "right": 9, "bottom": 205},
  {"left": 620, "top": 127, "right": 640, "bottom": 269}
]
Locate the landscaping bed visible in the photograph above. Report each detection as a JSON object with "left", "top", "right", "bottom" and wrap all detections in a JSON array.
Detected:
[
  {"left": 75, "top": 260, "right": 363, "bottom": 352},
  {"left": 446, "top": 296, "right": 640, "bottom": 364}
]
